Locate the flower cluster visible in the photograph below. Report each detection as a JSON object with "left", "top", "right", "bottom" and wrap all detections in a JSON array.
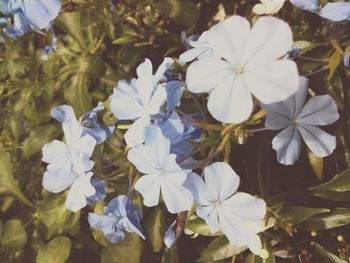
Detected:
[{"left": 35, "top": 3, "right": 345, "bottom": 259}]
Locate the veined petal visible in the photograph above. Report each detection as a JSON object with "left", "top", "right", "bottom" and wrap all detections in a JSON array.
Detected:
[
  {"left": 153, "top": 57, "right": 174, "bottom": 84},
  {"left": 297, "top": 95, "right": 339, "bottom": 126},
  {"left": 243, "top": 16, "right": 293, "bottom": 63},
  {"left": 124, "top": 116, "right": 150, "bottom": 147},
  {"left": 127, "top": 144, "right": 160, "bottom": 174},
  {"left": 290, "top": 0, "right": 320, "bottom": 11},
  {"left": 42, "top": 169, "right": 76, "bottom": 193},
  {"left": 65, "top": 173, "right": 95, "bottom": 212},
  {"left": 186, "top": 57, "right": 234, "bottom": 94},
  {"left": 272, "top": 126, "right": 301, "bottom": 165},
  {"left": 134, "top": 173, "right": 162, "bottom": 207},
  {"left": 161, "top": 177, "right": 193, "bottom": 213},
  {"left": 320, "top": 3, "right": 350, "bottom": 22},
  {"left": 145, "top": 84, "right": 166, "bottom": 115},
  {"left": 109, "top": 90, "right": 146, "bottom": 120},
  {"left": 196, "top": 205, "right": 220, "bottom": 233},
  {"left": 42, "top": 140, "right": 70, "bottom": 164},
  {"left": 88, "top": 213, "right": 116, "bottom": 230},
  {"left": 203, "top": 162, "right": 240, "bottom": 201},
  {"left": 207, "top": 74, "right": 253, "bottom": 124},
  {"left": 183, "top": 172, "right": 215, "bottom": 205},
  {"left": 73, "top": 134, "right": 96, "bottom": 157},
  {"left": 207, "top": 16, "right": 251, "bottom": 64},
  {"left": 297, "top": 124, "right": 336, "bottom": 157},
  {"left": 179, "top": 47, "right": 210, "bottom": 64},
  {"left": 244, "top": 60, "right": 299, "bottom": 104},
  {"left": 222, "top": 192, "right": 266, "bottom": 221},
  {"left": 136, "top": 59, "right": 154, "bottom": 107},
  {"left": 160, "top": 111, "right": 184, "bottom": 144}
]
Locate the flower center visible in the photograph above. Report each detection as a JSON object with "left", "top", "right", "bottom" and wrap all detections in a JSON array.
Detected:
[
  {"left": 234, "top": 64, "right": 244, "bottom": 74},
  {"left": 214, "top": 200, "right": 222, "bottom": 207}
]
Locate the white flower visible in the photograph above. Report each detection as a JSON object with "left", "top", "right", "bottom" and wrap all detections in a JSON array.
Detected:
[
  {"left": 253, "top": 0, "right": 286, "bottom": 15},
  {"left": 184, "top": 162, "right": 266, "bottom": 255},
  {"left": 186, "top": 16, "right": 299, "bottom": 124},
  {"left": 42, "top": 107, "right": 96, "bottom": 172},
  {"left": 109, "top": 57, "right": 173, "bottom": 147},
  {"left": 263, "top": 77, "right": 339, "bottom": 165},
  {"left": 289, "top": 0, "right": 319, "bottom": 11},
  {"left": 127, "top": 126, "right": 193, "bottom": 213},
  {"left": 43, "top": 152, "right": 96, "bottom": 212}
]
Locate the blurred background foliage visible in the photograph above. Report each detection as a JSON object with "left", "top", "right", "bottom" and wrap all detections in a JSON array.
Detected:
[{"left": 0, "top": 0, "right": 350, "bottom": 262}]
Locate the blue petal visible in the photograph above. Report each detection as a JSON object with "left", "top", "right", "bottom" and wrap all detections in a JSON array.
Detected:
[
  {"left": 166, "top": 80, "right": 184, "bottom": 110},
  {"left": 344, "top": 52, "right": 350, "bottom": 68},
  {"left": 164, "top": 221, "right": 177, "bottom": 248},
  {"left": 86, "top": 179, "right": 107, "bottom": 205}
]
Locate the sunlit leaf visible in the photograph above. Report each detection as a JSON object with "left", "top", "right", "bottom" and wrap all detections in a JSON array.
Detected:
[
  {"left": 36, "top": 236, "right": 72, "bottom": 263},
  {"left": 1, "top": 219, "right": 28, "bottom": 253}
]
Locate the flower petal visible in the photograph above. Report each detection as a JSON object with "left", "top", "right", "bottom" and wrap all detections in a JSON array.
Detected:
[
  {"left": 243, "top": 16, "right": 293, "bottom": 63},
  {"left": 207, "top": 16, "right": 251, "bottom": 64},
  {"left": 297, "top": 124, "right": 336, "bottom": 157},
  {"left": 272, "top": 126, "right": 301, "bottom": 165},
  {"left": 186, "top": 57, "right": 234, "bottom": 94},
  {"left": 203, "top": 162, "right": 240, "bottom": 201},
  {"left": 183, "top": 172, "right": 215, "bottom": 205},
  {"left": 244, "top": 60, "right": 299, "bottom": 104},
  {"left": 124, "top": 116, "right": 150, "bottom": 147},
  {"left": 297, "top": 95, "right": 339, "bottom": 126},
  {"left": 320, "top": 3, "right": 350, "bottom": 22},
  {"left": 196, "top": 205, "right": 220, "bottom": 233},
  {"left": 153, "top": 57, "right": 174, "bottom": 84},
  {"left": 42, "top": 169, "right": 75, "bottom": 193},
  {"left": 207, "top": 74, "right": 253, "bottom": 124},
  {"left": 110, "top": 89, "right": 146, "bottom": 120},
  {"left": 134, "top": 173, "right": 162, "bottom": 207},
  {"left": 42, "top": 140, "right": 70, "bottom": 168}
]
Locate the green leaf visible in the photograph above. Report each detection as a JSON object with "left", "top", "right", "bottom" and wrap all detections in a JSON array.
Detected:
[
  {"left": 197, "top": 235, "right": 246, "bottom": 262},
  {"left": 186, "top": 217, "right": 221, "bottom": 236},
  {"left": 245, "top": 236, "right": 275, "bottom": 263},
  {"left": 101, "top": 233, "right": 143, "bottom": 263},
  {"left": 299, "top": 208, "right": 350, "bottom": 231},
  {"left": 328, "top": 51, "right": 341, "bottom": 80},
  {"left": 154, "top": 0, "right": 199, "bottom": 27},
  {"left": 280, "top": 206, "right": 330, "bottom": 226},
  {"left": 64, "top": 73, "right": 93, "bottom": 117},
  {"left": 75, "top": 55, "right": 107, "bottom": 79},
  {"left": 36, "top": 236, "right": 72, "bottom": 263},
  {"left": 56, "top": 12, "right": 87, "bottom": 50},
  {"left": 0, "top": 147, "right": 33, "bottom": 207},
  {"left": 37, "top": 193, "right": 71, "bottom": 239},
  {"left": 1, "top": 219, "right": 28, "bottom": 252},
  {"left": 307, "top": 149, "right": 324, "bottom": 181},
  {"left": 22, "top": 124, "right": 61, "bottom": 159},
  {"left": 144, "top": 207, "right": 167, "bottom": 252},
  {"left": 309, "top": 168, "right": 350, "bottom": 193},
  {"left": 311, "top": 241, "right": 347, "bottom": 263}
]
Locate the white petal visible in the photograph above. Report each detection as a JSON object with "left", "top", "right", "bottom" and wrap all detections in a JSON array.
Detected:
[
  {"left": 290, "top": 0, "right": 319, "bottom": 11},
  {"left": 160, "top": 111, "right": 184, "bottom": 144},
  {"left": 73, "top": 134, "right": 96, "bottom": 156},
  {"left": 110, "top": 90, "right": 146, "bottom": 120},
  {"left": 161, "top": 176, "right": 193, "bottom": 213},
  {"left": 134, "top": 173, "right": 162, "bottom": 207},
  {"left": 222, "top": 192, "right": 266, "bottom": 221},
  {"left": 42, "top": 140, "right": 70, "bottom": 167},
  {"left": 297, "top": 124, "right": 336, "bottom": 157},
  {"left": 42, "top": 169, "right": 75, "bottom": 193},
  {"left": 207, "top": 74, "right": 253, "bottom": 124},
  {"left": 65, "top": 173, "right": 95, "bottom": 212},
  {"left": 186, "top": 57, "right": 234, "bottom": 94},
  {"left": 246, "top": 233, "right": 263, "bottom": 256},
  {"left": 297, "top": 95, "right": 339, "bottom": 126},
  {"left": 197, "top": 205, "right": 221, "bottom": 233},
  {"left": 243, "top": 16, "right": 293, "bottom": 63},
  {"left": 320, "top": 3, "right": 350, "bottom": 22},
  {"left": 153, "top": 57, "right": 174, "bottom": 84},
  {"left": 207, "top": 16, "right": 251, "bottom": 64},
  {"left": 127, "top": 144, "right": 159, "bottom": 174},
  {"left": 244, "top": 60, "right": 299, "bottom": 104},
  {"left": 179, "top": 47, "right": 209, "bottom": 64},
  {"left": 252, "top": 3, "right": 267, "bottom": 15},
  {"left": 145, "top": 84, "right": 166, "bottom": 115},
  {"left": 136, "top": 59, "right": 154, "bottom": 107},
  {"left": 144, "top": 126, "right": 171, "bottom": 169},
  {"left": 124, "top": 116, "right": 150, "bottom": 147},
  {"left": 272, "top": 126, "right": 301, "bottom": 165},
  {"left": 183, "top": 172, "right": 215, "bottom": 205},
  {"left": 62, "top": 118, "right": 83, "bottom": 149},
  {"left": 203, "top": 162, "right": 240, "bottom": 201}
]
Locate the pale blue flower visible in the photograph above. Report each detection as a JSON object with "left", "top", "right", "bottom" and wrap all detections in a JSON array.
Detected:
[
  {"left": 88, "top": 195, "right": 145, "bottom": 243},
  {"left": 184, "top": 162, "right": 266, "bottom": 255},
  {"left": 127, "top": 126, "right": 193, "bottom": 213},
  {"left": 344, "top": 52, "right": 350, "bottom": 68},
  {"left": 86, "top": 179, "right": 107, "bottom": 205},
  {"left": 52, "top": 103, "right": 114, "bottom": 144},
  {"left": 179, "top": 32, "right": 214, "bottom": 64},
  {"left": 110, "top": 57, "right": 173, "bottom": 147},
  {"left": 181, "top": 31, "right": 199, "bottom": 50},
  {"left": 165, "top": 80, "right": 185, "bottom": 110},
  {"left": 263, "top": 77, "right": 339, "bottom": 165},
  {"left": 290, "top": 0, "right": 350, "bottom": 22},
  {"left": 0, "top": 0, "right": 61, "bottom": 39},
  {"left": 164, "top": 221, "right": 177, "bottom": 248},
  {"left": 41, "top": 33, "right": 57, "bottom": 61}
]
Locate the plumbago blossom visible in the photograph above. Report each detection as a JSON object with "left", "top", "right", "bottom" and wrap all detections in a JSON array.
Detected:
[
  {"left": 127, "top": 126, "right": 193, "bottom": 213},
  {"left": 184, "top": 16, "right": 299, "bottom": 124},
  {"left": 263, "top": 77, "right": 339, "bottom": 165},
  {"left": 290, "top": 0, "right": 350, "bottom": 22},
  {"left": 0, "top": 0, "right": 61, "bottom": 39},
  {"left": 185, "top": 162, "right": 267, "bottom": 255},
  {"left": 42, "top": 106, "right": 97, "bottom": 212},
  {"left": 88, "top": 195, "right": 145, "bottom": 243},
  {"left": 109, "top": 57, "right": 173, "bottom": 147},
  {"left": 253, "top": 0, "right": 286, "bottom": 15}
]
